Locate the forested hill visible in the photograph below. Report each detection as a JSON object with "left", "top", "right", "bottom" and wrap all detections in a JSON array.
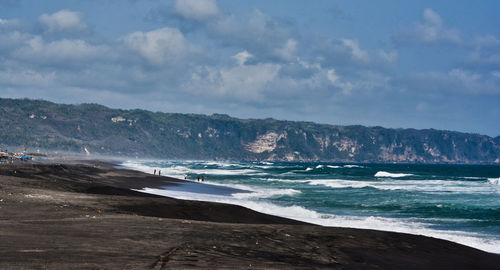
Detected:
[{"left": 1, "top": 98, "right": 499, "bottom": 164}]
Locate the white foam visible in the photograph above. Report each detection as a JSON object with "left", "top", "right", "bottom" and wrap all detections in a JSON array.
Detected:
[
  {"left": 121, "top": 160, "right": 262, "bottom": 178},
  {"left": 344, "top": 165, "right": 364, "bottom": 168},
  {"left": 327, "top": 165, "right": 342, "bottom": 169},
  {"left": 232, "top": 188, "right": 301, "bottom": 199},
  {"left": 305, "top": 167, "right": 314, "bottom": 171},
  {"left": 307, "top": 179, "right": 498, "bottom": 194},
  {"left": 135, "top": 187, "right": 500, "bottom": 254},
  {"left": 375, "top": 171, "right": 413, "bottom": 178},
  {"left": 199, "top": 181, "right": 301, "bottom": 199},
  {"left": 488, "top": 177, "right": 500, "bottom": 185},
  {"left": 135, "top": 187, "right": 317, "bottom": 221},
  {"left": 309, "top": 179, "right": 373, "bottom": 189},
  {"left": 316, "top": 165, "right": 324, "bottom": 169},
  {"left": 262, "top": 178, "right": 311, "bottom": 183}
]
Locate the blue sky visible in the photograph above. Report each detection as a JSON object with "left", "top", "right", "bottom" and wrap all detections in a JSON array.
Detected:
[{"left": 1, "top": 0, "right": 499, "bottom": 136}]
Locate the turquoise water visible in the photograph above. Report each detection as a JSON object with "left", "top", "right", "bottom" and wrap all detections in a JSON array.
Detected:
[{"left": 122, "top": 160, "right": 500, "bottom": 253}]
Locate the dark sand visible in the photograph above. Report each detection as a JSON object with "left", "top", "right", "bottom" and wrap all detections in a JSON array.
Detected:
[{"left": 0, "top": 160, "right": 498, "bottom": 269}]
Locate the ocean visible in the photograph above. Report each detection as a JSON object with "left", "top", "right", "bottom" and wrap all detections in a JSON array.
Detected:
[{"left": 121, "top": 160, "right": 500, "bottom": 254}]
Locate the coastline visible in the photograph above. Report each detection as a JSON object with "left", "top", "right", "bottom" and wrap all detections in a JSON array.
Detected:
[{"left": 0, "top": 159, "right": 498, "bottom": 269}]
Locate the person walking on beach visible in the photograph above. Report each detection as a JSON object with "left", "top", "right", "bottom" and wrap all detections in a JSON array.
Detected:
[
  {"left": 158, "top": 170, "right": 161, "bottom": 176},
  {"left": 197, "top": 176, "right": 200, "bottom": 182},
  {"left": 201, "top": 176, "right": 205, "bottom": 182},
  {"left": 154, "top": 169, "right": 156, "bottom": 175}
]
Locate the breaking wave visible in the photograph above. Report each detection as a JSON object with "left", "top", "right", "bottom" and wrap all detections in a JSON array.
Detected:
[
  {"left": 135, "top": 187, "right": 500, "bottom": 254},
  {"left": 375, "top": 171, "right": 413, "bottom": 178},
  {"left": 488, "top": 177, "right": 500, "bottom": 185}
]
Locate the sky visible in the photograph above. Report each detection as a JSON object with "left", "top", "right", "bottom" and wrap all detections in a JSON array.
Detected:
[{"left": 0, "top": 0, "right": 499, "bottom": 136}]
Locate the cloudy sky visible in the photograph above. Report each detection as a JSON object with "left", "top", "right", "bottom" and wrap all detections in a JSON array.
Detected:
[{"left": 1, "top": 0, "right": 499, "bottom": 136}]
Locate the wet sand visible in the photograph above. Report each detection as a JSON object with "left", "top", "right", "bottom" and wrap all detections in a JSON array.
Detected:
[{"left": 0, "top": 160, "right": 498, "bottom": 269}]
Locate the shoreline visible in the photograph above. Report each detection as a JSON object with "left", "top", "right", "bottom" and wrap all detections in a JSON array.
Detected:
[
  {"left": 0, "top": 159, "right": 499, "bottom": 269},
  {"left": 122, "top": 159, "right": 500, "bottom": 254}
]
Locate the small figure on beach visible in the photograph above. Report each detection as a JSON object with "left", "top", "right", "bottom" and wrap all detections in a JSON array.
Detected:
[
  {"left": 158, "top": 170, "right": 161, "bottom": 176},
  {"left": 154, "top": 169, "right": 156, "bottom": 175},
  {"left": 184, "top": 174, "right": 187, "bottom": 180},
  {"left": 197, "top": 176, "right": 200, "bottom": 182},
  {"left": 201, "top": 176, "right": 205, "bottom": 182}
]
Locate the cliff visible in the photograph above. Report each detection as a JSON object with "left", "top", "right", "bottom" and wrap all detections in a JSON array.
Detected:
[{"left": 1, "top": 98, "right": 499, "bottom": 163}]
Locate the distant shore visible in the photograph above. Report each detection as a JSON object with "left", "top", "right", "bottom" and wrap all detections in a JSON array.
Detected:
[{"left": 0, "top": 159, "right": 498, "bottom": 269}]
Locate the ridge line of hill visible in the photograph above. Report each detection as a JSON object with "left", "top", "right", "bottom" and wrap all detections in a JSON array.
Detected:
[{"left": 1, "top": 98, "right": 499, "bottom": 164}]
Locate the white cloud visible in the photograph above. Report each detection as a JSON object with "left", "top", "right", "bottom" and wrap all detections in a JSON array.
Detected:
[
  {"left": 13, "top": 37, "right": 108, "bottom": 64},
  {"left": 319, "top": 38, "right": 378, "bottom": 68},
  {"left": 184, "top": 62, "right": 281, "bottom": 101},
  {"left": 174, "top": 0, "right": 219, "bottom": 21},
  {"left": 327, "top": 68, "right": 353, "bottom": 95},
  {"left": 395, "top": 8, "right": 461, "bottom": 46},
  {"left": 341, "top": 39, "right": 369, "bottom": 63},
  {"left": 473, "top": 35, "right": 500, "bottom": 48},
  {"left": 0, "top": 68, "right": 56, "bottom": 87},
  {"left": 0, "top": 31, "right": 31, "bottom": 50},
  {"left": 448, "top": 68, "right": 480, "bottom": 82},
  {"left": 38, "top": 10, "right": 87, "bottom": 33},
  {"left": 197, "top": 9, "right": 295, "bottom": 62},
  {"left": 123, "top": 27, "right": 193, "bottom": 66},
  {"left": 232, "top": 50, "right": 253, "bottom": 66},
  {"left": 274, "top": 39, "right": 298, "bottom": 62}
]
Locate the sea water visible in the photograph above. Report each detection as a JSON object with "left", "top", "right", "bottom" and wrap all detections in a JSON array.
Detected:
[{"left": 121, "top": 160, "right": 500, "bottom": 254}]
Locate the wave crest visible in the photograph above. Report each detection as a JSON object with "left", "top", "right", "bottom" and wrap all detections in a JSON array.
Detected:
[
  {"left": 375, "top": 171, "right": 413, "bottom": 178},
  {"left": 488, "top": 177, "right": 500, "bottom": 185}
]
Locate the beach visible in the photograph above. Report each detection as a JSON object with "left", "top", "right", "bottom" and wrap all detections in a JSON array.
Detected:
[{"left": 0, "top": 159, "right": 499, "bottom": 269}]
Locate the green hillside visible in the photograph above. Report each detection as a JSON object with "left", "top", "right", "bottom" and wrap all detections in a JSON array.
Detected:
[{"left": 1, "top": 98, "right": 499, "bottom": 163}]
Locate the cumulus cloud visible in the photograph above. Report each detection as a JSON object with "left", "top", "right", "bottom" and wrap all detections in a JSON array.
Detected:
[
  {"left": 174, "top": 0, "right": 219, "bottom": 21},
  {"left": 38, "top": 10, "right": 87, "bottom": 33},
  {"left": 183, "top": 63, "right": 281, "bottom": 102},
  {"left": 0, "top": 17, "right": 20, "bottom": 29},
  {"left": 274, "top": 38, "right": 298, "bottom": 61},
  {"left": 318, "top": 37, "right": 383, "bottom": 69},
  {"left": 327, "top": 69, "right": 353, "bottom": 95},
  {"left": 394, "top": 8, "right": 461, "bottom": 46},
  {"left": 341, "top": 39, "right": 369, "bottom": 63},
  {"left": 123, "top": 27, "right": 195, "bottom": 66},
  {"left": 156, "top": 6, "right": 297, "bottom": 64},
  {"left": 11, "top": 36, "right": 108, "bottom": 65},
  {"left": 0, "top": 31, "right": 31, "bottom": 51},
  {"left": 0, "top": 68, "right": 56, "bottom": 87},
  {"left": 232, "top": 50, "right": 253, "bottom": 66}
]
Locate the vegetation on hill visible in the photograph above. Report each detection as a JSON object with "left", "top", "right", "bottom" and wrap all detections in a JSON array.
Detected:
[{"left": 1, "top": 98, "right": 499, "bottom": 163}]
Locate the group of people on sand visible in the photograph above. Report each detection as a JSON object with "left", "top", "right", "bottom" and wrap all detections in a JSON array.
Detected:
[
  {"left": 183, "top": 174, "right": 205, "bottom": 182},
  {"left": 153, "top": 170, "right": 205, "bottom": 182}
]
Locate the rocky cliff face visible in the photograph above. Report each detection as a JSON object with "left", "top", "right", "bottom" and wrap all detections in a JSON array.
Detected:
[{"left": 1, "top": 98, "right": 499, "bottom": 164}]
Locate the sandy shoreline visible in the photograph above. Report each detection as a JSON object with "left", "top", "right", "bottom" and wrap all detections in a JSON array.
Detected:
[{"left": 0, "top": 159, "right": 498, "bottom": 269}]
